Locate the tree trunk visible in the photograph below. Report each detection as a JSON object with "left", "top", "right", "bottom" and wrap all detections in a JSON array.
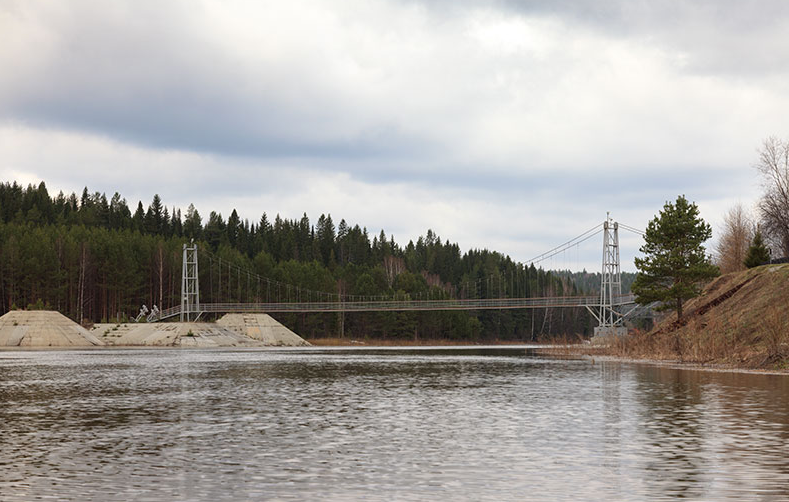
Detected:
[
  {"left": 78, "top": 244, "right": 86, "bottom": 323},
  {"left": 158, "top": 245, "right": 164, "bottom": 309}
]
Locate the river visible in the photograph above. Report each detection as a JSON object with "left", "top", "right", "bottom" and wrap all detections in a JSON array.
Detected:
[{"left": 1, "top": 347, "right": 788, "bottom": 501}]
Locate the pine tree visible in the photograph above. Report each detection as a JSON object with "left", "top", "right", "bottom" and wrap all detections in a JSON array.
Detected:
[
  {"left": 145, "top": 194, "right": 165, "bottom": 234},
  {"left": 632, "top": 195, "right": 719, "bottom": 320},
  {"left": 227, "top": 209, "right": 240, "bottom": 247},
  {"left": 97, "top": 194, "right": 110, "bottom": 227},
  {"left": 132, "top": 202, "right": 145, "bottom": 232},
  {"left": 316, "top": 214, "right": 335, "bottom": 266},
  {"left": 204, "top": 211, "right": 225, "bottom": 250},
  {"left": 744, "top": 230, "right": 771, "bottom": 268}
]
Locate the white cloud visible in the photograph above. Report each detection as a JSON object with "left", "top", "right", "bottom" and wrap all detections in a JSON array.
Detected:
[{"left": 0, "top": 0, "right": 783, "bottom": 271}]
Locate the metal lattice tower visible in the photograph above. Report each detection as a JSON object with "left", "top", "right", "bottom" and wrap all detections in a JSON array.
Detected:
[
  {"left": 180, "top": 241, "right": 200, "bottom": 322},
  {"left": 598, "top": 214, "right": 622, "bottom": 328}
]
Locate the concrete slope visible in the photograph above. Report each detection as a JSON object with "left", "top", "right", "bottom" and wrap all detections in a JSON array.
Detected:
[
  {"left": 92, "top": 322, "right": 265, "bottom": 347},
  {"left": 0, "top": 310, "right": 104, "bottom": 347},
  {"left": 216, "top": 314, "right": 310, "bottom": 346}
]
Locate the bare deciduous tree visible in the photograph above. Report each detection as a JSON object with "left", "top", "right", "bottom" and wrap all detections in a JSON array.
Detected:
[
  {"left": 715, "top": 203, "right": 754, "bottom": 274},
  {"left": 383, "top": 255, "right": 405, "bottom": 287},
  {"left": 755, "top": 136, "right": 789, "bottom": 257}
]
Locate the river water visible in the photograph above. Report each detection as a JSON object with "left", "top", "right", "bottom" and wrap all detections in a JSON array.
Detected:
[{"left": 1, "top": 347, "right": 788, "bottom": 501}]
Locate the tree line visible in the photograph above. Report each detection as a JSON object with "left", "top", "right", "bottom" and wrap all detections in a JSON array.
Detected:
[
  {"left": 630, "top": 136, "right": 789, "bottom": 322},
  {"left": 0, "top": 181, "right": 601, "bottom": 340},
  {"left": 715, "top": 136, "right": 789, "bottom": 274}
]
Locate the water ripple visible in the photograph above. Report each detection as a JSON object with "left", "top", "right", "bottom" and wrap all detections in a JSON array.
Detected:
[{"left": 1, "top": 348, "right": 788, "bottom": 501}]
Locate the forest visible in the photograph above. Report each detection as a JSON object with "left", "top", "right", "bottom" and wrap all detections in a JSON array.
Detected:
[{"left": 0, "top": 180, "right": 630, "bottom": 341}]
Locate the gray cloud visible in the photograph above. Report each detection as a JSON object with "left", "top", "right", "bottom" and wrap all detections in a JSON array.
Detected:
[
  {"left": 3, "top": 0, "right": 787, "bottom": 171},
  {"left": 414, "top": 0, "right": 789, "bottom": 77},
  {"left": 0, "top": 0, "right": 782, "bottom": 269}
]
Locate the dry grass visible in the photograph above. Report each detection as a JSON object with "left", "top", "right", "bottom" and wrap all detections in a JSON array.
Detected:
[
  {"left": 308, "top": 266, "right": 789, "bottom": 370},
  {"left": 604, "top": 264, "right": 789, "bottom": 369}
]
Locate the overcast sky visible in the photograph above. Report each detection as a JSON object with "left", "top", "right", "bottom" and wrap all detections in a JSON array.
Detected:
[{"left": 2, "top": 0, "right": 787, "bottom": 271}]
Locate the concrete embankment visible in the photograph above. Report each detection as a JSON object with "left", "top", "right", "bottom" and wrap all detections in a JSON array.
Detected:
[
  {"left": 91, "top": 321, "right": 265, "bottom": 347},
  {"left": 216, "top": 314, "right": 311, "bottom": 346},
  {"left": 93, "top": 314, "right": 310, "bottom": 347},
  {"left": 0, "top": 310, "right": 310, "bottom": 348},
  {"left": 0, "top": 310, "right": 103, "bottom": 347}
]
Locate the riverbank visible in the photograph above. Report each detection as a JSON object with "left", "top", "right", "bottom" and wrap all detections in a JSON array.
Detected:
[
  {"left": 580, "top": 264, "right": 789, "bottom": 371},
  {"left": 536, "top": 344, "right": 789, "bottom": 375}
]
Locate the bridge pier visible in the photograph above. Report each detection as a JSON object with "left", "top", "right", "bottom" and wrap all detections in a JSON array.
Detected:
[
  {"left": 592, "top": 326, "right": 628, "bottom": 343},
  {"left": 588, "top": 215, "right": 628, "bottom": 342},
  {"left": 180, "top": 241, "right": 200, "bottom": 322}
]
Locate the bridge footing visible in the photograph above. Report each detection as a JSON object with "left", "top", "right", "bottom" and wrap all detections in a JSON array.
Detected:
[{"left": 591, "top": 326, "right": 628, "bottom": 345}]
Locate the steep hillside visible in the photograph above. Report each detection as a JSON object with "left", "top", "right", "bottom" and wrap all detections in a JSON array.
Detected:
[{"left": 616, "top": 264, "right": 789, "bottom": 369}]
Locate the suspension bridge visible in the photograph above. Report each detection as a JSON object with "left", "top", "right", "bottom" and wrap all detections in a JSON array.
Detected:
[{"left": 146, "top": 216, "right": 649, "bottom": 337}]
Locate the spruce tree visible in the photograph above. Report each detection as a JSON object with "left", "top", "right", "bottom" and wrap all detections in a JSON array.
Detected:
[
  {"left": 744, "top": 230, "right": 771, "bottom": 268},
  {"left": 632, "top": 195, "right": 719, "bottom": 320},
  {"left": 183, "top": 204, "right": 202, "bottom": 239},
  {"left": 227, "top": 209, "right": 240, "bottom": 247},
  {"left": 145, "top": 194, "right": 165, "bottom": 234},
  {"left": 132, "top": 202, "right": 145, "bottom": 232}
]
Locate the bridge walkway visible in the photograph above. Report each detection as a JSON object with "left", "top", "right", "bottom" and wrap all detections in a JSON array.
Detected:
[{"left": 156, "top": 294, "right": 636, "bottom": 321}]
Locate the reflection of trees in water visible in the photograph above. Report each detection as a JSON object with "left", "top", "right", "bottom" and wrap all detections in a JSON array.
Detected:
[
  {"left": 633, "top": 367, "right": 789, "bottom": 500},
  {"left": 705, "top": 372, "right": 789, "bottom": 500},
  {"left": 634, "top": 367, "right": 709, "bottom": 499}
]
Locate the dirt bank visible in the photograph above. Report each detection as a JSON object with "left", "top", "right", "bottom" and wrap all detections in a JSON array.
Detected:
[{"left": 601, "top": 264, "right": 789, "bottom": 370}]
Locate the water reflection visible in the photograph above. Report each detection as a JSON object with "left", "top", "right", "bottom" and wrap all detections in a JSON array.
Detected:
[
  {"left": 1, "top": 349, "right": 788, "bottom": 501},
  {"left": 632, "top": 367, "right": 789, "bottom": 500},
  {"left": 634, "top": 367, "right": 709, "bottom": 499}
]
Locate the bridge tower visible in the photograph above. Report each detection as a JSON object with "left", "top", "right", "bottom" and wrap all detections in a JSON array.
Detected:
[
  {"left": 180, "top": 241, "right": 200, "bottom": 322},
  {"left": 593, "top": 215, "right": 627, "bottom": 338}
]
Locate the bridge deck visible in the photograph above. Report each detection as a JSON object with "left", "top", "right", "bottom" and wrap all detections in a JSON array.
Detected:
[{"left": 155, "top": 294, "right": 636, "bottom": 320}]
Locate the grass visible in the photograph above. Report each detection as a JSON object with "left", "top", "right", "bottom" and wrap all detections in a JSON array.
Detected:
[
  {"left": 287, "top": 264, "right": 789, "bottom": 371},
  {"left": 601, "top": 264, "right": 789, "bottom": 370}
]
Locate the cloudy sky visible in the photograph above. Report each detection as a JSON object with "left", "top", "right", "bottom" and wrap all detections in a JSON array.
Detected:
[{"left": 2, "top": 0, "right": 787, "bottom": 271}]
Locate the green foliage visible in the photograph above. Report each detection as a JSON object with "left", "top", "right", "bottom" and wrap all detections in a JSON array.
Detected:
[
  {"left": 0, "top": 180, "right": 594, "bottom": 340},
  {"left": 744, "top": 230, "right": 771, "bottom": 268},
  {"left": 26, "top": 298, "right": 48, "bottom": 310},
  {"left": 632, "top": 195, "right": 719, "bottom": 319}
]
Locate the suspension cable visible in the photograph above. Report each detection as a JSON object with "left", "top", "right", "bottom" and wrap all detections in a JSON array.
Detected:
[
  {"left": 197, "top": 218, "right": 616, "bottom": 302},
  {"left": 526, "top": 225, "right": 604, "bottom": 265},
  {"left": 618, "top": 222, "right": 646, "bottom": 236}
]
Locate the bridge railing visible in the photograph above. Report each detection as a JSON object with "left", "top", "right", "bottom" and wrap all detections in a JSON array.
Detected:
[
  {"left": 152, "top": 294, "right": 636, "bottom": 321},
  {"left": 158, "top": 305, "right": 181, "bottom": 319}
]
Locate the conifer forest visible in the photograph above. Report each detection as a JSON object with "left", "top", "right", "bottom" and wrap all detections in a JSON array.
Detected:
[{"left": 0, "top": 181, "right": 630, "bottom": 341}]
